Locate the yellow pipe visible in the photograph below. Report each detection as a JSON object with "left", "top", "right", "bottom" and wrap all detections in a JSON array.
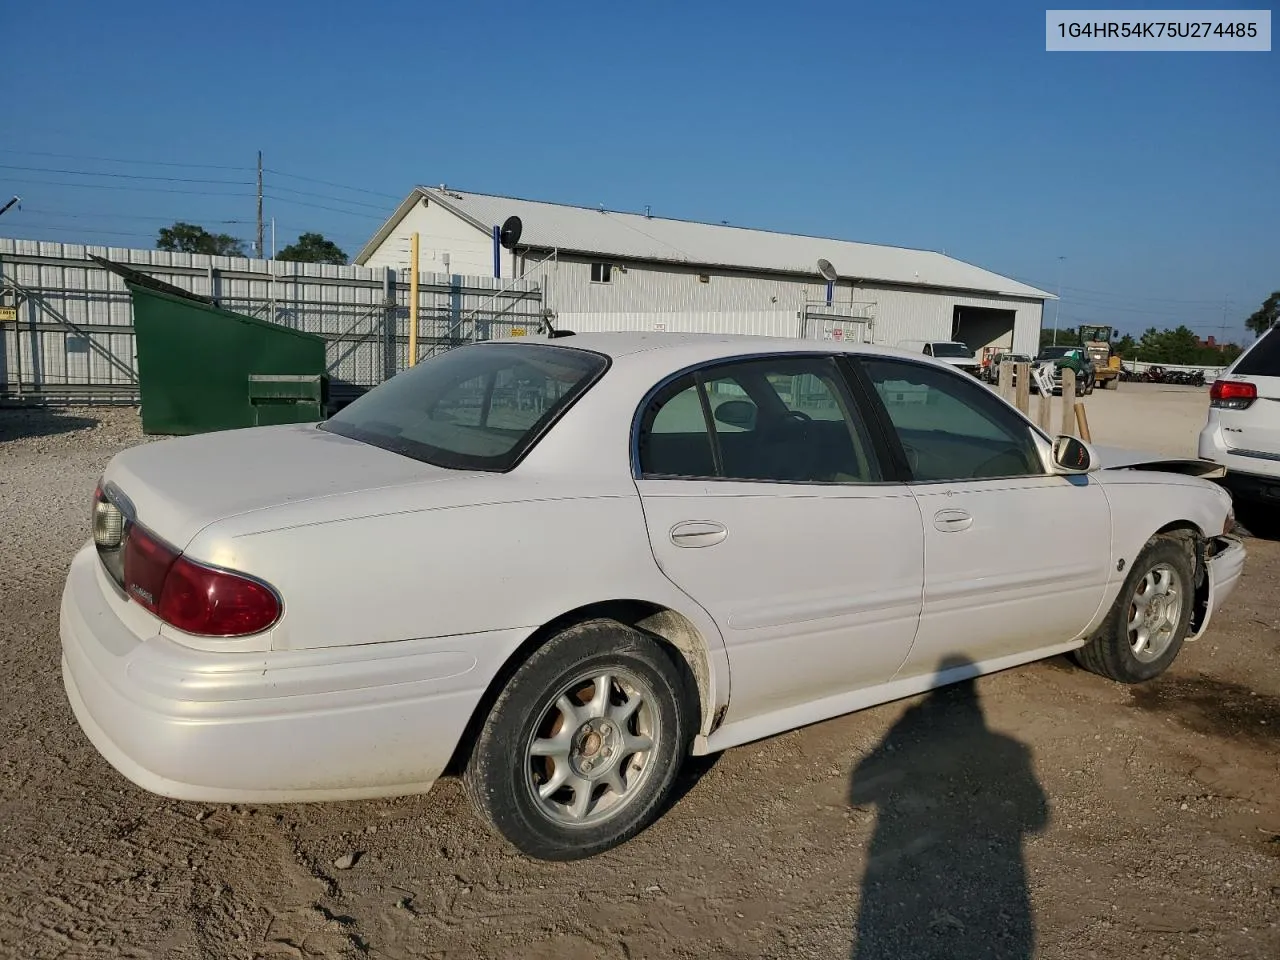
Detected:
[{"left": 408, "top": 231, "right": 420, "bottom": 367}]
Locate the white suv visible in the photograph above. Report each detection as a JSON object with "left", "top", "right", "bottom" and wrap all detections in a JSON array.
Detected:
[{"left": 1198, "top": 323, "right": 1280, "bottom": 536}]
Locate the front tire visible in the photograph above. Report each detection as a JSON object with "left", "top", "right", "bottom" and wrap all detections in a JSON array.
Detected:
[
  {"left": 1074, "top": 536, "right": 1194, "bottom": 683},
  {"left": 462, "top": 619, "right": 696, "bottom": 861}
]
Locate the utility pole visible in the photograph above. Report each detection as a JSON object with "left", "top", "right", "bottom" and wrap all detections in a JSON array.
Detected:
[
  {"left": 1051, "top": 255, "right": 1065, "bottom": 346},
  {"left": 256, "top": 151, "right": 264, "bottom": 260},
  {"left": 0, "top": 196, "right": 19, "bottom": 218}
]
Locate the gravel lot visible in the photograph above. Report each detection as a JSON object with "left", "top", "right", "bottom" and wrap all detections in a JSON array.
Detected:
[{"left": 1, "top": 390, "right": 1277, "bottom": 960}]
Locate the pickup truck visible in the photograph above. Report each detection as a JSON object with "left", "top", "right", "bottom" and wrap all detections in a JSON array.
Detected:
[{"left": 1032, "top": 346, "right": 1096, "bottom": 395}]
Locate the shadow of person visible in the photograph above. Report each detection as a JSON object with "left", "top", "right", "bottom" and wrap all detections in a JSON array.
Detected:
[{"left": 848, "top": 655, "right": 1049, "bottom": 960}]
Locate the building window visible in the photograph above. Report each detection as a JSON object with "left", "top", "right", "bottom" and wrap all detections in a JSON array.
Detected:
[
  {"left": 697, "top": 274, "right": 710, "bottom": 283},
  {"left": 590, "top": 262, "right": 613, "bottom": 284}
]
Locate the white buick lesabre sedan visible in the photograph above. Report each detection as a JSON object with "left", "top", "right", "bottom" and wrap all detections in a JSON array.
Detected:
[{"left": 61, "top": 333, "right": 1245, "bottom": 860}]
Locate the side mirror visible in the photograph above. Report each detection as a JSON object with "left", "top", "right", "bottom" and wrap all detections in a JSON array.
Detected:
[
  {"left": 1051, "top": 435, "right": 1096, "bottom": 474},
  {"left": 714, "top": 399, "right": 757, "bottom": 430}
]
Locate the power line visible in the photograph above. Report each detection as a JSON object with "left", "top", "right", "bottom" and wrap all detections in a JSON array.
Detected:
[
  {"left": 1015, "top": 275, "right": 1230, "bottom": 306},
  {"left": 265, "top": 168, "right": 401, "bottom": 200},
  {"left": 4, "top": 176, "right": 255, "bottom": 197},
  {"left": 12, "top": 207, "right": 250, "bottom": 223},
  {"left": 0, "top": 148, "right": 252, "bottom": 171},
  {"left": 0, "top": 224, "right": 210, "bottom": 241},
  {"left": 0, "top": 163, "right": 253, "bottom": 185},
  {"left": 264, "top": 194, "right": 387, "bottom": 219},
  {"left": 269, "top": 183, "right": 394, "bottom": 211}
]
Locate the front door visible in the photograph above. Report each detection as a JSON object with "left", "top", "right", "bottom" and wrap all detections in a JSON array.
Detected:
[
  {"left": 633, "top": 353, "right": 924, "bottom": 725},
  {"left": 855, "top": 356, "right": 1112, "bottom": 679}
]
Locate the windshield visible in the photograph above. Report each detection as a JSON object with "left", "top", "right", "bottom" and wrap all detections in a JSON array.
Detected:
[
  {"left": 930, "top": 342, "right": 973, "bottom": 358},
  {"left": 321, "top": 341, "right": 609, "bottom": 471},
  {"left": 1038, "top": 346, "right": 1071, "bottom": 359}
]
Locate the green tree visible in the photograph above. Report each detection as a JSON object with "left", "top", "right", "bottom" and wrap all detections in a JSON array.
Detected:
[
  {"left": 1245, "top": 291, "right": 1280, "bottom": 338},
  {"left": 1137, "top": 325, "right": 1200, "bottom": 364},
  {"left": 156, "top": 221, "right": 246, "bottom": 256},
  {"left": 276, "top": 232, "right": 348, "bottom": 265},
  {"left": 1114, "top": 334, "right": 1137, "bottom": 357},
  {"left": 1040, "top": 326, "right": 1078, "bottom": 348}
]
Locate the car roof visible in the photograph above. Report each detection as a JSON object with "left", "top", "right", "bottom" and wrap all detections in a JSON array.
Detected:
[{"left": 480, "top": 330, "right": 923, "bottom": 365}]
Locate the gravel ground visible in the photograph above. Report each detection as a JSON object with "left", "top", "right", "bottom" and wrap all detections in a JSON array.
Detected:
[{"left": 0, "top": 400, "right": 1277, "bottom": 960}]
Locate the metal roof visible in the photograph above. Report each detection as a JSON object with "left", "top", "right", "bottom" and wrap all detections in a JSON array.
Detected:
[
  {"left": 475, "top": 329, "right": 925, "bottom": 361},
  {"left": 356, "top": 186, "right": 1054, "bottom": 301}
]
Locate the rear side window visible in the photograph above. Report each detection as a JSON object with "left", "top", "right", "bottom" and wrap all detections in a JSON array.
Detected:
[
  {"left": 322, "top": 342, "right": 608, "bottom": 471},
  {"left": 1234, "top": 326, "right": 1280, "bottom": 377},
  {"left": 637, "top": 355, "right": 883, "bottom": 484}
]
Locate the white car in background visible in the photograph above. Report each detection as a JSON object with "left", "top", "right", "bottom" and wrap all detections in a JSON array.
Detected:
[
  {"left": 896, "top": 339, "right": 982, "bottom": 376},
  {"left": 61, "top": 333, "right": 1244, "bottom": 861},
  {"left": 1199, "top": 322, "right": 1280, "bottom": 537}
]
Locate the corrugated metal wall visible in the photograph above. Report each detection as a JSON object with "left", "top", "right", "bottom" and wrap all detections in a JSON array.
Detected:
[
  {"left": 529, "top": 255, "right": 1043, "bottom": 352},
  {"left": 0, "top": 239, "right": 542, "bottom": 403},
  {"left": 559, "top": 310, "right": 798, "bottom": 337}
]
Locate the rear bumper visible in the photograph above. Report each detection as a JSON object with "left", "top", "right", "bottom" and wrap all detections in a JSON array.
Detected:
[
  {"left": 59, "top": 543, "right": 522, "bottom": 802},
  {"left": 1188, "top": 534, "right": 1246, "bottom": 641},
  {"left": 1196, "top": 422, "right": 1280, "bottom": 500}
]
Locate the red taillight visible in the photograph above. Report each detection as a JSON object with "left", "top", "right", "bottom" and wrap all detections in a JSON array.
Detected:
[
  {"left": 1210, "top": 379, "right": 1257, "bottom": 409},
  {"left": 158, "top": 557, "right": 281, "bottom": 637},
  {"left": 122, "top": 524, "right": 280, "bottom": 637},
  {"left": 123, "top": 526, "right": 179, "bottom": 614}
]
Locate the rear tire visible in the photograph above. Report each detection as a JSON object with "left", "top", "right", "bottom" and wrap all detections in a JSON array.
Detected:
[
  {"left": 462, "top": 619, "right": 696, "bottom": 861},
  {"left": 1074, "top": 536, "right": 1194, "bottom": 683}
]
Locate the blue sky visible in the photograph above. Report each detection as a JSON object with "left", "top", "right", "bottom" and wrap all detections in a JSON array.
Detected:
[{"left": 4, "top": 0, "right": 1276, "bottom": 339}]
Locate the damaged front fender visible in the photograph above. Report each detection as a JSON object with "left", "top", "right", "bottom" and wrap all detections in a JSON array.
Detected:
[{"left": 1187, "top": 534, "right": 1247, "bottom": 641}]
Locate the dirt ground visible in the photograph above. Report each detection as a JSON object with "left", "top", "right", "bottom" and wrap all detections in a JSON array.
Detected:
[
  {"left": 1000, "top": 380, "right": 1210, "bottom": 458},
  {"left": 1, "top": 391, "right": 1277, "bottom": 960}
]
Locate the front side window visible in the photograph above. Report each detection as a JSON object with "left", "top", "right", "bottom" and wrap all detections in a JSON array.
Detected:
[
  {"left": 322, "top": 342, "right": 608, "bottom": 471},
  {"left": 637, "top": 355, "right": 882, "bottom": 484},
  {"left": 860, "top": 357, "right": 1042, "bottom": 482}
]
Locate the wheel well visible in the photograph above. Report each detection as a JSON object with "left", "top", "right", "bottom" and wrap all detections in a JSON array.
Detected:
[
  {"left": 443, "top": 600, "right": 714, "bottom": 774},
  {"left": 1149, "top": 521, "right": 1210, "bottom": 634}
]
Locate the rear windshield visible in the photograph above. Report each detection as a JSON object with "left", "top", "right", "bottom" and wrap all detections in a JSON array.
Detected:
[
  {"left": 1038, "top": 346, "right": 1070, "bottom": 359},
  {"left": 930, "top": 342, "right": 973, "bottom": 358},
  {"left": 1234, "top": 326, "right": 1280, "bottom": 377},
  {"left": 321, "top": 341, "right": 609, "bottom": 471}
]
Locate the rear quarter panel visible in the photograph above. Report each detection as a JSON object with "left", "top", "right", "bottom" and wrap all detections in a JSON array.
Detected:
[{"left": 181, "top": 477, "right": 730, "bottom": 723}]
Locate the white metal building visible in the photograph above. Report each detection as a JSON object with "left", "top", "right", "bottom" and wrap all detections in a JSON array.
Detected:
[{"left": 355, "top": 186, "right": 1053, "bottom": 358}]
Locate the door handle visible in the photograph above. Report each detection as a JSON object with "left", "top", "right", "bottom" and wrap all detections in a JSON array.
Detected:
[
  {"left": 670, "top": 520, "right": 728, "bottom": 548},
  {"left": 933, "top": 509, "right": 973, "bottom": 533}
]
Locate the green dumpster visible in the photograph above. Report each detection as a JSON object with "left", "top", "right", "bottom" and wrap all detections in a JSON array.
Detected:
[
  {"left": 93, "top": 256, "right": 329, "bottom": 435},
  {"left": 127, "top": 283, "right": 327, "bottom": 435}
]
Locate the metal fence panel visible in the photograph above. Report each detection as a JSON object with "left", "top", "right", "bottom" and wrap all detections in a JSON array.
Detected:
[{"left": 0, "top": 239, "right": 542, "bottom": 404}]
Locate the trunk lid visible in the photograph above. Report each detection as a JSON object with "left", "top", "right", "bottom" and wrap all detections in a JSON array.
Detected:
[{"left": 102, "top": 423, "right": 466, "bottom": 549}]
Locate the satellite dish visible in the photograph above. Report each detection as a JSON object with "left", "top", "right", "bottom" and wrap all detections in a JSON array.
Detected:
[
  {"left": 499, "top": 215, "right": 523, "bottom": 250},
  {"left": 816, "top": 258, "right": 838, "bottom": 282}
]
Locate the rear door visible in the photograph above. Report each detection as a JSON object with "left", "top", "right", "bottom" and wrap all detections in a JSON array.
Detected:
[
  {"left": 633, "top": 353, "right": 924, "bottom": 726},
  {"left": 1215, "top": 325, "right": 1280, "bottom": 459}
]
